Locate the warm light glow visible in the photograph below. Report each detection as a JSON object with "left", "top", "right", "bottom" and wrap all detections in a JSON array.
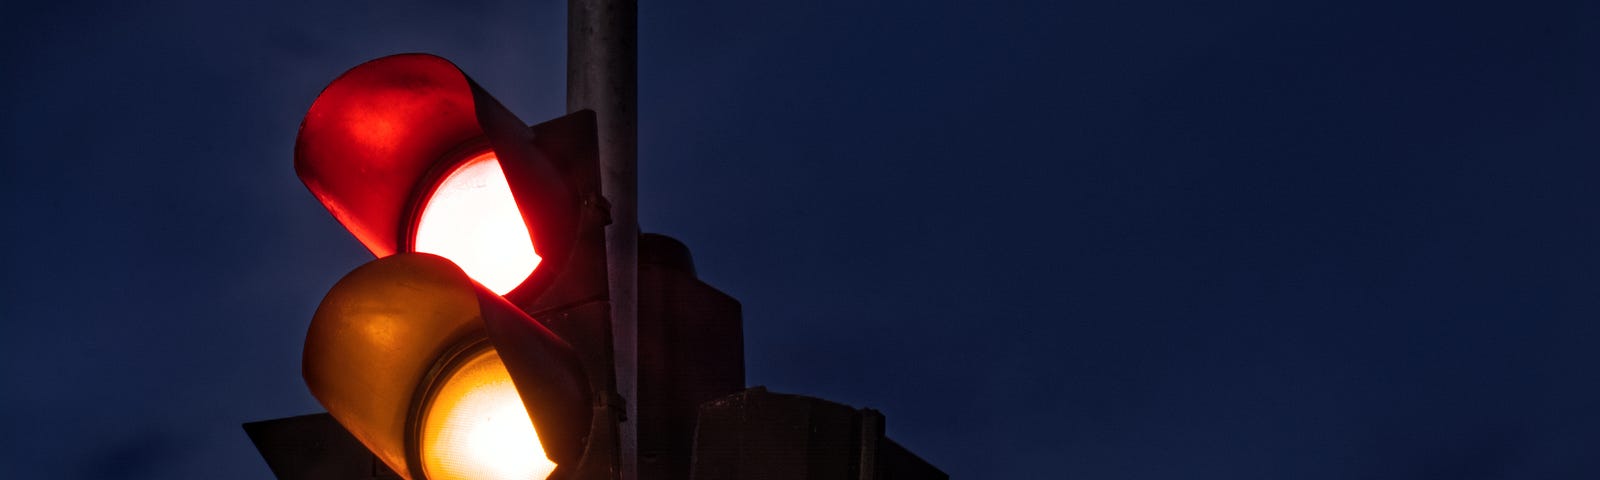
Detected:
[
  {"left": 420, "top": 348, "right": 556, "bottom": 480},
  {"left": 414, "top": 152, "right": 541, "bottom": 294}
]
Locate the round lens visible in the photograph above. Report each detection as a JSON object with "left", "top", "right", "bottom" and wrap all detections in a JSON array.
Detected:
[
  {"left": 413, "top": 152, "right": 541, "bottom": 295},
  {"left": 418, "top": 347, "right": 555, "bottom": 480}
]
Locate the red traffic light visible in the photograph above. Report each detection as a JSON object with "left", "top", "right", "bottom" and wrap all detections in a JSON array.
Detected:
[{"left": 294, "top": 53, "right": 593, "bottom": 301}]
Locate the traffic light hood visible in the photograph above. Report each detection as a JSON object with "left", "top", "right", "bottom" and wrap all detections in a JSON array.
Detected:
[
  {"left": 302, "top": 253, "right": 592, "bottom": 480},
  {"left": 295, "top": 53, "right": 597, "bottom": 302}
]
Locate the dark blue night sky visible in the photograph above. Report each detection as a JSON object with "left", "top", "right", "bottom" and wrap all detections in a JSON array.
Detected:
[{"left": 3, "top": 0, "right": 1598, "bottom": 478}]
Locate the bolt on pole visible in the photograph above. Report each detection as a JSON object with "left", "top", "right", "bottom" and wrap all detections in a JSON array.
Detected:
[{"left": 567, "top": 0, "right": 639, "bottom": 479}]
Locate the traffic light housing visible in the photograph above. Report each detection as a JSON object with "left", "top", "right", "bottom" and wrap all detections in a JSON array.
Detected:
[{"left": 291, "top": 53, "right": 620, "bottom": 480}]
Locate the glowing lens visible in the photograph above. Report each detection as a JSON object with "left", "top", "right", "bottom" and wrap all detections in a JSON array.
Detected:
[
  {"left": 413, "top": 153, "right": 541, "bottom": 294},
  {"left": 420, "top": 347, "right": 556, "bottom": 480}
]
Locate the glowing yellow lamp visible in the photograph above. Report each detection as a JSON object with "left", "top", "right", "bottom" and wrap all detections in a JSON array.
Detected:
[{"left": 420, "top": 346, "right": 557, "bottom": 480}]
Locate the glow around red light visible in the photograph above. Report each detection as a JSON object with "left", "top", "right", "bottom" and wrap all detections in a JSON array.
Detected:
[{"left": 413, "top": 152, "right": 541, "bottom": 294}]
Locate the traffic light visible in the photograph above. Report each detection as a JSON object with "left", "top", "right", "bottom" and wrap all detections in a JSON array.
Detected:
[
  {"left": 290, "top": 53, "right": 620, "bottom": 480},
  {"left": 249, "top": 51, "right": 945, "bottom": 480}
]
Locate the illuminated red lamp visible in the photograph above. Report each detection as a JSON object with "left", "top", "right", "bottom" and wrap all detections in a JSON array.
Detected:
[{"left": 294, "top": 53, "right": 586, "bottom": 300}]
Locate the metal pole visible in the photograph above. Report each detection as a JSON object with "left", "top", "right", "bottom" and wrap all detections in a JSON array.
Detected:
[{"left": 568, "top": 0, "right": 637, "bottom": 479}]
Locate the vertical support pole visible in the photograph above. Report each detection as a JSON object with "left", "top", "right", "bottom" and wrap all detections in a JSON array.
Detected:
[{"left": 569, "top": 0, "right": 638, "bottom": 479}]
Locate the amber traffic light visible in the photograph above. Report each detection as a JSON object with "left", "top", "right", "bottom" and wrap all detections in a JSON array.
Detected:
[
  {"left": 292, "top": 53, "right": 615, "bottom": 480},
  {"left": 303, "top": 253, "right": 590, "bottom": 480}
]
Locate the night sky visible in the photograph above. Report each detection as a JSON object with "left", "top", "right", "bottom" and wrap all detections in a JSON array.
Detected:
[{"left": 4, "top": 1, "right": 1599, "bottom": 478}]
